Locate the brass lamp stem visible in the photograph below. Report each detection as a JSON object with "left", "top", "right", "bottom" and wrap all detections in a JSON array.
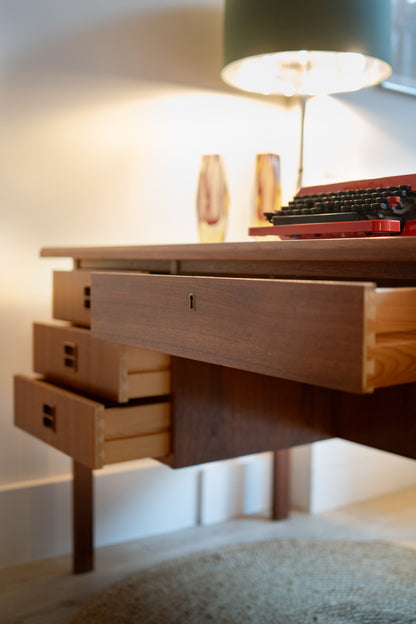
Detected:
[{"left": 297, "top": 95, "right": 308, "bottom": 191}]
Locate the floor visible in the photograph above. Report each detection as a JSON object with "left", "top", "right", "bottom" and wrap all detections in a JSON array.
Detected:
[{"left": 1, "top": 486, "right": 416, "bottom": 624}]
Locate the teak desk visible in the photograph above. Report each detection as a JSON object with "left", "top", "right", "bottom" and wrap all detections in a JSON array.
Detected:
[{"left": 14, "top": 238, "right": 416, "bottom": 572}]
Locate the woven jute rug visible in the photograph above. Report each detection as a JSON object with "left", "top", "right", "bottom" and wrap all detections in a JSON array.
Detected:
[{"left": 70, "top": 540, "right": 416, "bottom": 624}]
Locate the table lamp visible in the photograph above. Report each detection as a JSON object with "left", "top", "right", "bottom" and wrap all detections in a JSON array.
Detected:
[{"left": 221, "top": 0, "right": 392, "bottom": 189}]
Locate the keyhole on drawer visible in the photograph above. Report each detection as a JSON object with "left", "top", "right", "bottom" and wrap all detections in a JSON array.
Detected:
[
  {"left": 42, "top": 404, "right": 56, "bottom": 431},
  {"left": 189, "top": 293, "right": 196, "bottom": 311}
]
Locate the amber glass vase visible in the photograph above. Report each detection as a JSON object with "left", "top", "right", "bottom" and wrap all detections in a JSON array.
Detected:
[
  {"left": 196, "top": 154, "right": 229, "bottom": 243},
  {"left": 253, "top": 153, "right": 281, "bottom": 228}
]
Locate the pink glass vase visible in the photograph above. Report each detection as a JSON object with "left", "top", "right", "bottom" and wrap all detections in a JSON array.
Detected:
[
  {"left": 196, "top": 154, "right": 229, "bottom": 243},
  {"left": 253, "top": 153, "right": 281, "bottom": 228}
]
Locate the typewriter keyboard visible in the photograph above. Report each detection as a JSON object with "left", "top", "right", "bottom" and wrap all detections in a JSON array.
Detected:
[
  {"left": 265, "top": 184, "right": 416, "bottom": 229},
  {"left": 247, "top": 174, "right": 416, "bottom": 238}
]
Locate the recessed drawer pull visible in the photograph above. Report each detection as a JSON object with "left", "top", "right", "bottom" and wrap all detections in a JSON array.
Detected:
[
  {"left": 42, "top": 403, "right": 56, "bottom": 431},
  {"left": 64, "top": 343, "right": 75, "bottom": 356},
  {"left": 63, "top": 341, "right": 78, "bottom": 371},
  {"left": 84, "top": 286, "right": 91, "bottom": 308}
]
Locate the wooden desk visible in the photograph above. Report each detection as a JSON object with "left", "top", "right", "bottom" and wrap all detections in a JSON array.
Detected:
[{"left": 14, "top": 238, "right": 416, "bottom": 572}]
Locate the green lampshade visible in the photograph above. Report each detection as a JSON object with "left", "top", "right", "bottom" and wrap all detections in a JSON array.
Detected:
[{"left": 222, "top": 0, "right": 392, "bottom": 96}]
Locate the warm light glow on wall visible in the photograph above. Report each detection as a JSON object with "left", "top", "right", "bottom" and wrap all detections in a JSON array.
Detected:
[{"left": 3, "top": 82, "right": 299, "bottom": 246}]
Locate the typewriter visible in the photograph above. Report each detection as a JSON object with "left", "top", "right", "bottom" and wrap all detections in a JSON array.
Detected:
[{"left": 249, "top": 173, "right": 416, "bottom": 239}]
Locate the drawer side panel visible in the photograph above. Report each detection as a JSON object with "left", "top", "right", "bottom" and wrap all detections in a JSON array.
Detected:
[
  {"left": 103, "top": 432, "right": 170, "bottom": 465},
  {"left": 126, "top": 371, "right": 171, "bottom": 400},
  {"left": 125, "top": 346, "right": 170, "bottom": 372},
  {"left": 103, "top": 402, "right": 170, "bottom": 439}
]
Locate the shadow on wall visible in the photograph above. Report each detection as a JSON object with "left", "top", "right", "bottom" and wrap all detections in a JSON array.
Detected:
[{"left": 8, "top": 7, "right": 230, "bottom": 93}]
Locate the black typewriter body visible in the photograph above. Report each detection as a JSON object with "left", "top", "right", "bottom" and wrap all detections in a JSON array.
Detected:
[{"left": 249, "top": 174, "right": 416, "bottom": 239}]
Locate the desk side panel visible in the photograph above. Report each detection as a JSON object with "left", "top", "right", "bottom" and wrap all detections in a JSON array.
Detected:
[
  {"left": 170, "top": 358, "right": 332, "bottom": 467},
  {"left": 333, "top": 383, "right": 416, "bottom": 460}
]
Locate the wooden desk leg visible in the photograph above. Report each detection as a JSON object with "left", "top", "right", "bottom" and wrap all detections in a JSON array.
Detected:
[
  {"left": 272, "top": 449, "right": 290, "bottom": 521},
  {"left": 72, "top": 460, "right": 94, "bottom": 574}
]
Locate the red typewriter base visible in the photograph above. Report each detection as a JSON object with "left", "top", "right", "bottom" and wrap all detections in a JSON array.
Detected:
[{"left": 249, "top": 219, "right": 407, "bottom": 239}]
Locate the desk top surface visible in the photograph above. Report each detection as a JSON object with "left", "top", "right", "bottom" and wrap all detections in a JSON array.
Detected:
[
  {"left": 41, "top": 237, "right": 416, "bottom": 262},
  {"left": 41, "top": 238, "right": 416, "bottom": 284}
]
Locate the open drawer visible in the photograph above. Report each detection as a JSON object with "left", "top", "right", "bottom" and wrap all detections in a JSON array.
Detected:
[
  {"left": 14, "top": 375, "right": 171, "bottom": 469},
  {"left": 33, "top": 322, "right": 170, "bottom": 403},
  {"left": 91, "top": 273, "right": 416, "bottom": 394}
]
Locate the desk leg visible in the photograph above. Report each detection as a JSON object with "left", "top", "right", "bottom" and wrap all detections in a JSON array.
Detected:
[
  {"left": 272, "top": 449, "right": 290, "bottom": 520},
  {"left": 72, "top": 460, "right": 94, "bottom": 574}
]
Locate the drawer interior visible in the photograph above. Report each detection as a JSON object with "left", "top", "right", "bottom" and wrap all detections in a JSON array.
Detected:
[
  {"left": 366, "top": 288, "right": 416, "bottom": 390},
  {"left": 102, "top": 401, "right": 170, "bottom": 466}
]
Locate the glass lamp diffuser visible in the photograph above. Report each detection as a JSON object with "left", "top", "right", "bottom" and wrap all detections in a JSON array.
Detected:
[{"left": 222, "top": 0, "right": 392, "bottom": 96}]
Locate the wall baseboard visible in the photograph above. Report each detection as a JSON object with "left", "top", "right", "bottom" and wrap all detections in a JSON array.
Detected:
[
  {"left": 310, "top": 440, "right": 416, "bottom": 514},
  {"left": 0, "top": 460, "right": 199, "bottom": 567},
  {"left": 4, "top": 445, "right": 414, "bottom": 567},
  {"left": 0, "top": 455, "right": 273, "bottom": 567}
]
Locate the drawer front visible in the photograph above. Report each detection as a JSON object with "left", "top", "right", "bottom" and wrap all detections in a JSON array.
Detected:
[
  {"left": 33, "top": 322, "right": 171, "bottom": 402},
  {"left": 91, "top": 273, "right": 416, "bottom": 394},
  {"left": 53, "top": 270, "right": 92, "bottom": 327},
  {"left": 14, "top": 375, "right": 171, "bottom": 469},
  {"left": 91, "top": 273, "right": 375, "bottom": 393}
]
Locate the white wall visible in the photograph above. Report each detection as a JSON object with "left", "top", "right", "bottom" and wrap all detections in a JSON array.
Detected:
[
  {"left": 1, "top": 0, "right": 416, "bottom": 565},
  {"left": 0, "top": 0, "right": 295, "bottom": 566}
]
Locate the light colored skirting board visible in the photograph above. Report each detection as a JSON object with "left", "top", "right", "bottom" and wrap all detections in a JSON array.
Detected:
[
  {"left": 1, "top": 445, "right": 416, "bottom": 567},
  {"left": 0, "top": 455, "right": 273, "bottom": 568},
  {"left": 307, "top": 439, "right": 416, "bottom": 514},
  {"left": 291, "top": 440, "right": 416, "bottom": 515}
]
